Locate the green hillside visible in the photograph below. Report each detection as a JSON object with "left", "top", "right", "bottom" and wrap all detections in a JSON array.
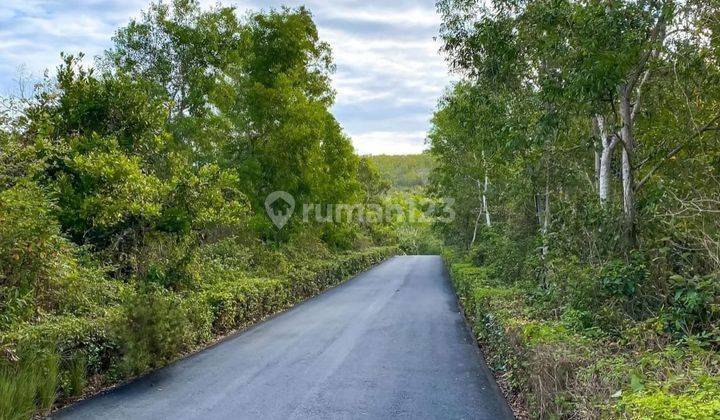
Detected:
[{"left": 365, "top": 154, "right": 434, "bottom": 190}]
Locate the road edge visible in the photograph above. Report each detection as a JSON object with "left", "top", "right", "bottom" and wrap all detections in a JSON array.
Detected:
[
  {"left": 47, "top": 253, "right": 401, "bottom": 418},
  {"left": 440, "top": 256, "right": 523, "bottom": 420}
]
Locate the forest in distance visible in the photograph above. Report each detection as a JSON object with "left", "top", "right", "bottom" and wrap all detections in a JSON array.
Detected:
[
  {"left": 0, "top": 0, "right": 719, "bottom": 419},
  {"left": 366, "top": 154, "right": 435, "bottom": 190}
]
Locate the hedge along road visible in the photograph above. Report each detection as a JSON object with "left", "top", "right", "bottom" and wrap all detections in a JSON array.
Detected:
[{"left": 52, "top": 255, "right": 513, "bottom": 420}]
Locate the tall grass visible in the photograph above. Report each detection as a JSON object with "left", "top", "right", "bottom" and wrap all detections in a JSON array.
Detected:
[
  {"left": 0, "top": 351, "right": 59, "bottom": 419},
  {"left": 67, "top": 355, "right": 86, "bottom": 398}
]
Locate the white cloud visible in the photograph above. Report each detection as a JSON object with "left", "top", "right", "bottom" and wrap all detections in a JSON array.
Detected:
[
  {"left": 322, "top": 6, "right": 441, "bottom": 27},
  {"left": 0, "top": 0, "right": 147, "bottom": 93},
  {"left": 350, "top": 131, "right": 429, "bottom": 155}
]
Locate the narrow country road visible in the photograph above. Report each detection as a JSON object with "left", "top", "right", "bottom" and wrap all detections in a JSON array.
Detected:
[{"left": 53, "top": 256, "right": 513, "bottom": 420}]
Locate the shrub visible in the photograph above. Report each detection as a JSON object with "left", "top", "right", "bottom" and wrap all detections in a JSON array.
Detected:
[
  {"left": 136, "top": 232, "right": 201, "bottom": 291},
  {"left": 57, "top": 143, "right": 167, "bottom": 243},
  {"left": 396, "top": 224, "right": 443, "bottom": 255},
  {"left": 445, "top": 247, "right": 720, "bottom": 419},
  {"left": 667, "top": 273, "right": 720, "bottom": 340},
  {"left": 116, "top": 286, "right": 212, "bottom": 375},
  {"left": 469, "top": 227, "right": 526, "bottom": 283},
  {"left": 0, "top": 181, "right": 74, "bottom": 325},
  {"left": 201, "top": 281, "right": 248, "bottom": 333},
  {"left": 545, "top": 256, "right": 605, "bottom": 313},
  {"left": 600, "top": 252, "right": 647, "bottom": 299}
]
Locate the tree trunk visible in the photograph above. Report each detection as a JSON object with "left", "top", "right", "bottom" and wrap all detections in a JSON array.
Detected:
[
  {"left": 594, "top": 115, "right": 618, "bottom": 206},
  {"left": 483, "top": 173, "right": 491, "bottom": 227},
  {"left": 481, "top": 151, "right": 491, "bottom": 227},
  {"left": 470, "top": 208, "right": 482, "bottom": 248},
  {"left": 621, "top": 146, "right": 636, "bottom": 246},
  {"left": 600, "top": 147, "right": 613, "bottom": 203},
  {"left": 619, "top": 88, "right": 637, "bottom": 247}
]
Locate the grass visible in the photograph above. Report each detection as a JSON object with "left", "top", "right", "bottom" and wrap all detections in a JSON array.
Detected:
[
  {"left": 443, "top": 250, "right": 720, "bottom": 419},
  {"left": 0, "top": 351, "right": 59, "bottom": 419}
]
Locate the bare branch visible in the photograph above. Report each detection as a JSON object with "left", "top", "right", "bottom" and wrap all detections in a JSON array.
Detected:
[
  {"left": 631, "top": 69, "right": 651, "bottom": 122},
  {"left": 626, "top": 15, "right": 667, "bottom": 93},
  {"left": 636, "top": 112, "right": 720, "bottom": 191},
  {"left": 673, "top": 60, "right": 699, "bottom": 132}
]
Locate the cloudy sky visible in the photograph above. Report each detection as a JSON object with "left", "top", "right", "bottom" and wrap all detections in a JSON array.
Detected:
[{"left": 0, "top": 0, "right": 452, "bottom": 155}]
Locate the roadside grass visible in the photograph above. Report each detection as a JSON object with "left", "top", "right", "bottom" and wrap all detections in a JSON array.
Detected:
[
  {"left": 444, "top": 250, "right": 720, "bottom": 419},
  {"left": 0, "top": 351, "right": 58, "bottom": 419}
]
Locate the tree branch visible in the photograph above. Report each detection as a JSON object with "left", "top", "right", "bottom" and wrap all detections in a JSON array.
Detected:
[
  {"left": 626, "top": 13, "right": 667, "bottom": 94},
  {"left": 631, "top": 69, "right": 651, "bottom": 122},
  {"left": 636, "top": 112, "right": 720, "bottom": 191}
]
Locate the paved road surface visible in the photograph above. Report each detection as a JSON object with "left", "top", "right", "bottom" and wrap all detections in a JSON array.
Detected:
[{"left": 54, "top": 255, "right": 513, "bottom": 420}]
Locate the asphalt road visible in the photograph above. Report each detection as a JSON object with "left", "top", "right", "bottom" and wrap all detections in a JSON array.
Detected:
[{"left": 54, "top": 255, "right": 513, "bottom": 420}]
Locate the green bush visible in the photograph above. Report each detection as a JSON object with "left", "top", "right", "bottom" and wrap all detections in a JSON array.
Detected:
[
  {"left": 601, "top": 253, "right": 647, "bottom": 299},
  {"left": 667, "top": 273, "right": 720, "bottom": 339},
  {"left": 444, "top": 249, "right": 720, "bottom": 419},
  {"left": 396, "top": 224, "right": 443, "bottom": 255},
  {"left": 469, "top": 227, "right": 526, "bottom": 283},
  {"left": 116, "top": 286, "right": 213, "bottom": 375},
  {"left": 620, "top": 375, "right": 720, "bottom": 419},
  {"left": 0, "top": 181, "right": 74, "bottom": 325}
]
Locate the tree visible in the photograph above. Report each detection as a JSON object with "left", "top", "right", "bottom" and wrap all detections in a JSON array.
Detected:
[
  {"left": 436, "top": 0, "right": 720, "bottom": 251},
  {"left": 108, "top": 1, "right": 359, "bottom": 225},
  {"left": 107, "top": 0, "right": 244, "bottom": 162}
]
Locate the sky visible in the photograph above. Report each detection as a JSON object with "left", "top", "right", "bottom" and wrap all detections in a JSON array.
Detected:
[{"left": 0, "top": 0, "right": 452, "bottom": 155}]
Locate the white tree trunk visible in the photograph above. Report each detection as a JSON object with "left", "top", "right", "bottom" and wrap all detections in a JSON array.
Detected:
[
  {"left": 483, "top": 173, "right": 491, "bottom": 227},
  {"left": 470, "top": 209, "right": 482, "bottom": 248},
  {"left": 599, "top": 147, "right": 613, "bottom": 203},
  {"left": 619, "top": 88, "right": 637, "bottom": 246},
  {"left": 621, "top": 146, "right": 634, "bottom": 215},
  {"left": 594, "top": 115, "right": 618, "bottom": 205}
]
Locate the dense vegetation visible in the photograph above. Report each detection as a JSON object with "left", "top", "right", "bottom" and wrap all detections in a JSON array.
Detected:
[
  {"left": 0, "top": 1, "right": 400, "bottom": 417},
  {"left": 430, "top": 0, "right": 720, "bottom": 418},
  {"left": 366, "top": 154, "right": 435, "bottom": 190},
  {"left": 360, "top": 154, "right": 442, "bottom": 256}
]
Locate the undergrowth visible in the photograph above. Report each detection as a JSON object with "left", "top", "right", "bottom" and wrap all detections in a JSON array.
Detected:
[{"left": 444, "top": 249, "right": 720, "bottom": 419}]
